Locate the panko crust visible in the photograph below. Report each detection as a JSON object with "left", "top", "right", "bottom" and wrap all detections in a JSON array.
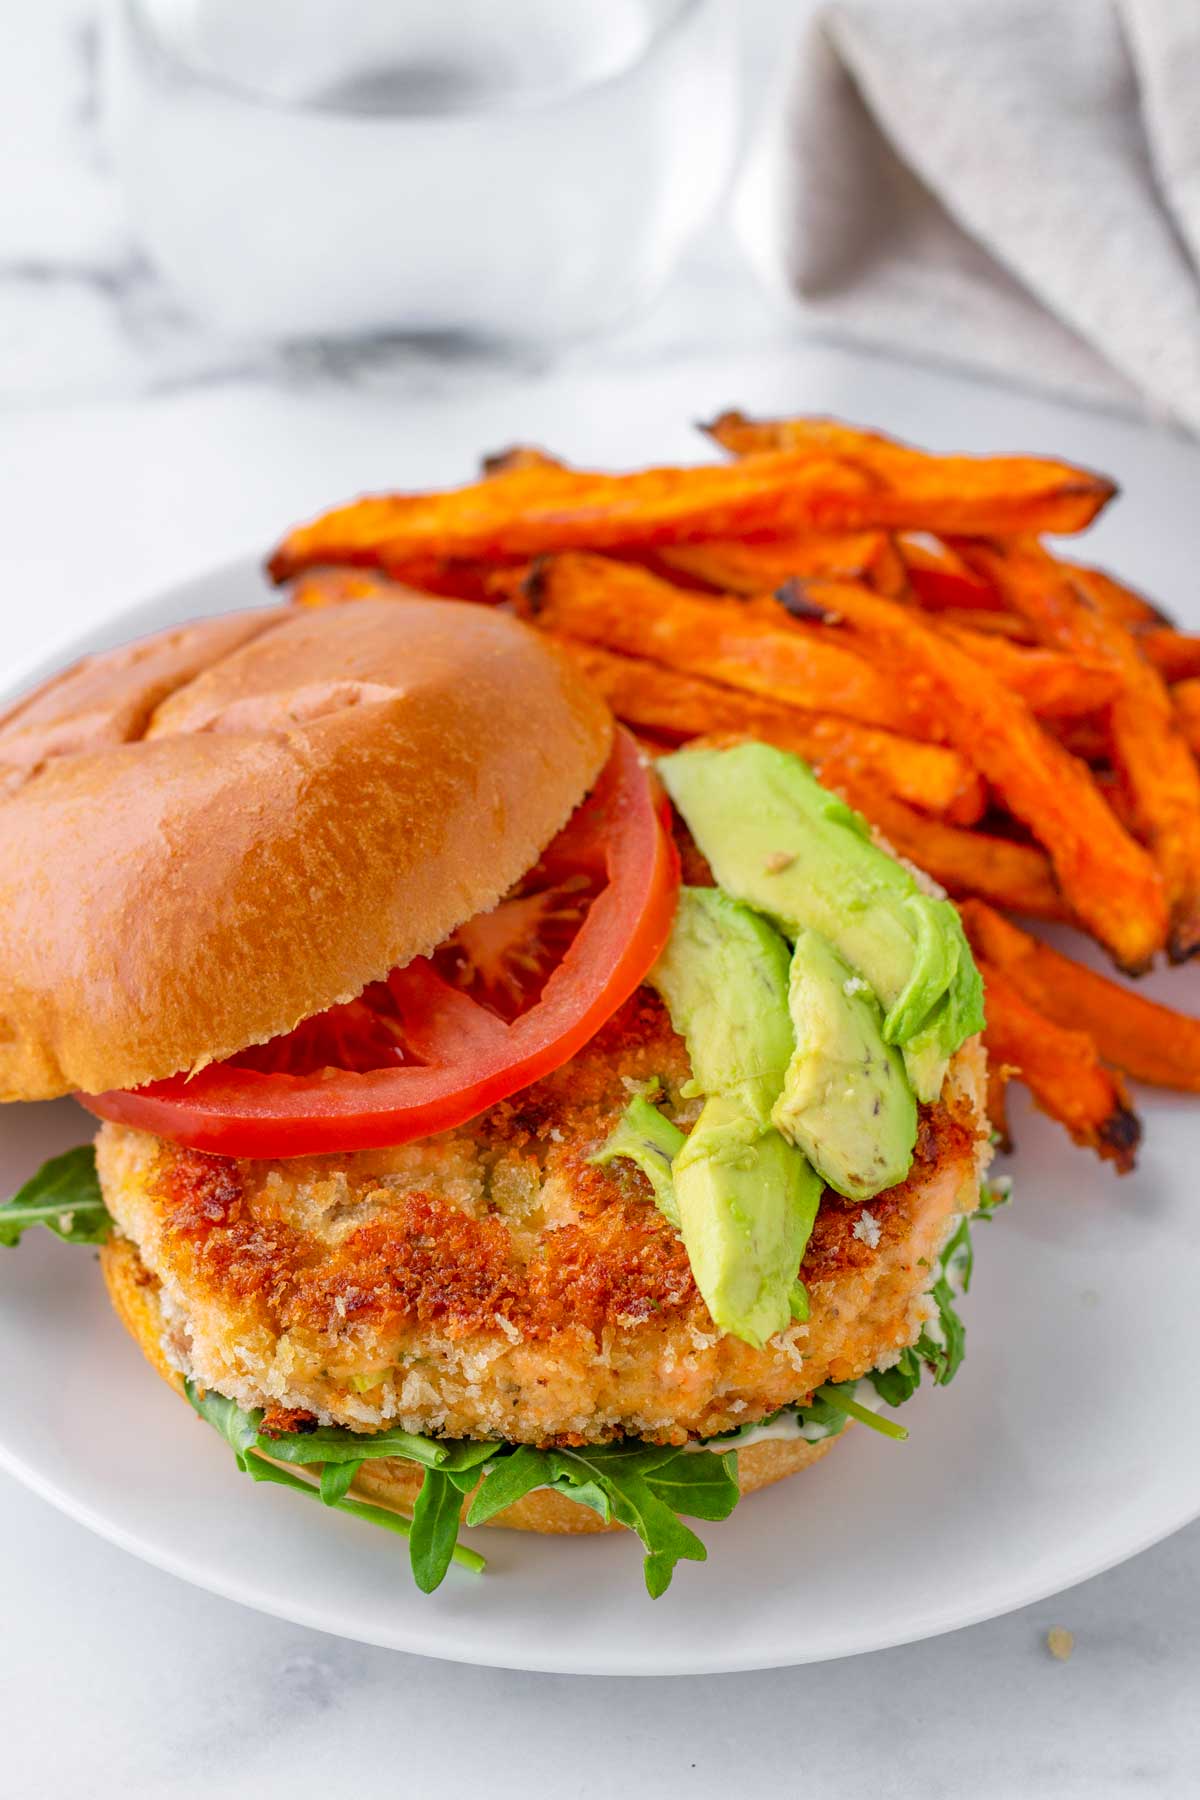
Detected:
[
  {"left": 101, "top": 1227, "right": 841, "bottom": 1534},
  {"left": 96, "top": 991, "right": 989, "bottom": 1446}
]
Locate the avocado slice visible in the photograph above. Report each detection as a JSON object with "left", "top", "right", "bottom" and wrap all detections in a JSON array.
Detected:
[
  {"left": 651, "top": 884, "right": 795, "bottom": 1125},
  {"left": 648, "top": 887, "right": 822, "bottom": 1349},
  {"left": 591, "top": 1094, "right": 685, "bottom": 1228},
  {"left": 658, "top": 742, "right": 983, "bottom": 1101},
  {"left": 672, "top": 1094, "right": 820, "bottom": 1346},
  {"left": 772, "top": 929, "right": 917, "bottom": 1200}
]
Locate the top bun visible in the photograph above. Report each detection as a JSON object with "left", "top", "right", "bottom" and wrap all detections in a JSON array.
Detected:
[{"left": 0, "top": 596, "right": 611, "bottom": 1101}]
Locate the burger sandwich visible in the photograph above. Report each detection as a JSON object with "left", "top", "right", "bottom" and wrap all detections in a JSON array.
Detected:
[{"left": 0, "top": 591, "right": 994, "bottom": 1595}]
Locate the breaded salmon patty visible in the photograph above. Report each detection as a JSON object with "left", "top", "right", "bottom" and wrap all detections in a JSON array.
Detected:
[{"left": 96, "top": 990, "right": 989, "bottom": 1447}]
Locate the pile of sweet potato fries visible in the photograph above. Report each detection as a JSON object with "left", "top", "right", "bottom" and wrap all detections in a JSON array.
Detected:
[{"left": 271, "top": 413, "right": 1200, "bottom": 1176}]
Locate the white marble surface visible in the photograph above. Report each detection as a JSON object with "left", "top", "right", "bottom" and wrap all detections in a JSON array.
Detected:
[{"left": 4, "top": 4, "right": 1200, "bottom": 1795}]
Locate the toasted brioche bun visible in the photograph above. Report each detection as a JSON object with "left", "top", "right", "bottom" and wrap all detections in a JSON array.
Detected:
[
  {"left": 0, "top": 597, "right": 611, "bottom": 1102},
  {"left": 100, "top": 1230, "right": 840, "bottom": 1536}
]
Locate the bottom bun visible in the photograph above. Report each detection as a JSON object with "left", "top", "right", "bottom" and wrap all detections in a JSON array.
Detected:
[{"left": 101, "top": 1231, "right": 842, "bottom": 1536}]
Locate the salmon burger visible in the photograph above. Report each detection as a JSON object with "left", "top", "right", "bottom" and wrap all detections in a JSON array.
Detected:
[{"left": 1, "top": 594, "right": 993, "bottom": 1595}]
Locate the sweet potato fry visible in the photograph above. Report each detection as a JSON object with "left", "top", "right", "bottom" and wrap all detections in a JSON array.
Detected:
[
  {"left": 479, "top": 444, "right": 563, "bottom": 477},
  {"left": 647, "top": 531, "right": 900, "bottom": 597},
  {"left": 272, "top": 451, "right": 974, "bottom": 582},
  {"left": 291, "top": 559, "right": 497, "bottom": 604},
  {"left": 815, "top": 756, "right": 1069, "bottom": 920},
  {"left": 289, "top": 569, "right": 406, "bottom": 608},
  {"left": 1050, "top": 555, "right": 1170, "bottom": 627},
  {"left": 1173, "top": 679, "right": 1200, "bottom": 757},
  {"left": 961, "top": 900, "right": 1200, "bottom": 1092},
  {"left": 976, "top": 960, "right": 1141, "bottom": 1171},
  {"left": 968, "top": 543, "right": 1200, "bottom": 963},
  {"left": 1049, "top": 717, "right": 1109, "bottom": 764},
  {"left": 268, "top": 422, "right": 1118, "bottom": 581},
  {"left": 786, "top": 578, "right": 1167, "bottom": 971},
  {"left": 978, "top": 543, "right": 1191, "bottom": 671},
  {"left": 932, "top": 623, "right": 1122, "bottom": 719},
  {"left": 895, "top": 533, "right": 1001, "bottom": 611},
  {"left": 557, "top": 641, "right": 985, "bottom": 823},
  {"left": 524, "top": 553, "right": 923, "bottom": 736},
  {"left": 1139, "top": 629, "right": 1200, "bottom": 683},
  {"left": 928, "top": 608, "right": 1036, "bottom": 642},
  {"left": 702, "top": 413, "right": 1116, "bottom": 536}
]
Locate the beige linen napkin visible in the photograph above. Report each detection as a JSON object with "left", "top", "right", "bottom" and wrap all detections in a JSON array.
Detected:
[{"left": 735, "top": 0, "right": 1200, "bottom": 431}]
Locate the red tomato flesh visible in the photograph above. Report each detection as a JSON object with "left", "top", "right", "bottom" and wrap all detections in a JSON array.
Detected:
[{"left": 81, "top": 731, "right": 680, "bottom": 1157}]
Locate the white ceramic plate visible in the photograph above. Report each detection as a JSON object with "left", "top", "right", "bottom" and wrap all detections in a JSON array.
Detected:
[{"left": 4, "top": 475, "right": 1200, "bottom": 1676}]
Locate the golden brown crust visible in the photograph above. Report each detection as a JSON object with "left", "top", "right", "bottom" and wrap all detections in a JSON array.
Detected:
[
  {"left": 0, "top": 597, "right": 611, "bottom": 1101},
  {"left": 101, "top": 1229, "right": 186, "bottom": 1397},
  {"left": 100, "top": 1230, "right": 841, "bottom": 1535},
  {"left": 95, "top": 992, "right": 989, "bottom": 1445}
]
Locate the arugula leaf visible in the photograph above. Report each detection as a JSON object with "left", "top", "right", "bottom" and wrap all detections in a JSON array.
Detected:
[
  {"left": 244, "top": 1453, "right": 485, "bottom": 1573},
  {"left": 587, "top": 1465, "right": 707, "bottom": 1599},
  {"left": 0, "top": 1147, "right": 112, "bottom": 1249},
  {"left": 410, "top": 1469, "right": 469, "bottom": 1594},
  {"left": 542, "top": 1444, "right": 711, "bottom": 1596},
  {"left": 468, "top": 1446, "right": 552, "bottom": 1526},
  {"left": 814, "top": 1382, "right": 909, "bottom": 1441},
  {"left": 319, "top": 1460, "right": 362, "bottom": 1506},
  {"left": 642, "top": 1448, "right": 740, "bottom": 1522},
  {"left": 916, "top": 1269, "right": 966, "bottom": 1386},
  {"left": 866, "top": 1347, "right": 922, "bottom": 1409},
  {"left": 185, "top": 1379, "right": 261, "bottom": 1470},
  {"left": 186, "top": 1379, "right": 486, "bottom": 1583},
  {"left": 259, "top": 1420, "right": 498, "bottom": 1472},
  {"left": 867, "top": 1193, "right": 1009, "bottom": 1408},
  {"left": 444, "top": 1463, "right": 487, "bottom": 1495},
  {"left": 472, "top": 1439, "right": 738, "bottom": 1594}
]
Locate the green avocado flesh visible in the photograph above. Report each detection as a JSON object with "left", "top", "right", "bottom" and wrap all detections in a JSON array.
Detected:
[
  {"left": 647, "top": 887, "right": 822, "bottom": 1349},
  {"left": 773, "top": 929, "right": 918, "bottom": 1200},
  {"left": 657, "top": 742, "right": 983, "bottom": 1102}
]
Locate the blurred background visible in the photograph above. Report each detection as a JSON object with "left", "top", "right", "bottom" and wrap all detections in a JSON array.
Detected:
[
  {"left": 11, "top": 0, "right": 1200, "bottom": 425},
  {"left": 5, "top": 0, "right": 783, "bottom": 399}
]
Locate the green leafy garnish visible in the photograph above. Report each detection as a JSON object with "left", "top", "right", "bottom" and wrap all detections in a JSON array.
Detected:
[
  {"left": 186, "top": 1383, "right": 262, "bottom": 1468},
  {"left": 469, "top": 1438, "right": 739, "bottom": 1597},
  {"left": 259, "top": 1421, "right": 497, "bottom": 1473},
  {"left": 0, "top": 1147, "right": 112, "bottom": 1249},
  {"left": 242, "top": 1451, "right": 485, "bottom": 1570},
  {"left": 461, "top": 1444, "right": 549, "bottom": 1523},
  {"left": 319, "top": 1460, "right": 361, "bottom": 1506},
  {"left": 185, "top": 1380, "right": 488, "bottom": 1585},
  {"left": 590, "top": 1094, "right": 685, "bottom": 1228},
  {"left": 813, "top": 1382, "right": 908, "bottom": 1440},
  {"left": 869, "top": 1186, "right": 1010, "bottom": 1406},
  {"left": 867, "top": 1347, "right": 924, "bottom": 1409},
  {"left": 410, "top": 1468, "right": 474, "bottom": 1594}
]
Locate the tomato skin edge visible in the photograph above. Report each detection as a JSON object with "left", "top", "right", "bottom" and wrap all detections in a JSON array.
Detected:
[{"left": 79, "top": 733, "right": 680, "bottom": 1158}]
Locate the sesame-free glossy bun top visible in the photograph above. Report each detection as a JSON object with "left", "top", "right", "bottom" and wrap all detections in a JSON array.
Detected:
[{"left": 0, "top": 595, "right": 611, "bottom": 1100}]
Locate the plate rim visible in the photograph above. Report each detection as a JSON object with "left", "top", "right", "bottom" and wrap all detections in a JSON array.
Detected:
[{"left": 3, "top": 1414, "right": 1199, "bottom": 1676}]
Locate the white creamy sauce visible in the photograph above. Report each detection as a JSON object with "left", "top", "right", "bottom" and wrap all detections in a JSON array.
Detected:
[
  {"left": 698, "top": 1379, "right": 885, "bottom": 1452},
  {"left": 921, "top": 1309, "right": 947, "bottom": 1350}
]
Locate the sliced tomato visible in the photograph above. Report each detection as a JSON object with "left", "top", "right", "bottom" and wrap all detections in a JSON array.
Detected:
[{"left": 81, "top": 730, "right": 679, "bottom": 1157}]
